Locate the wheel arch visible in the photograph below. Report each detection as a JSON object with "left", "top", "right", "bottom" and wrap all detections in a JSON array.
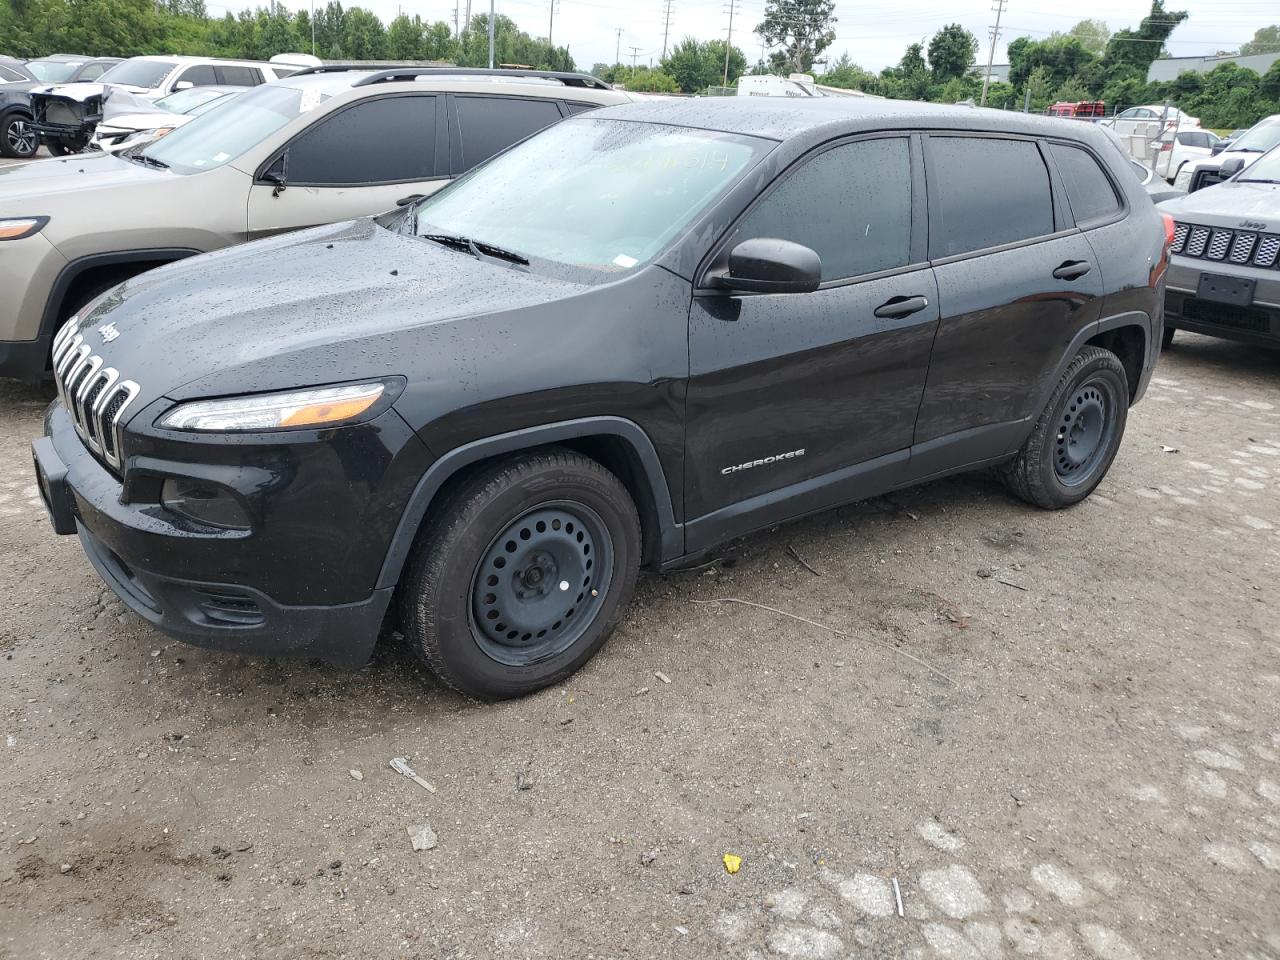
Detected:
[
  {"left": 376, "top": 417, "right": 683, "bottom": 592},
  {"left": 1085, "top": 321, "right": 1147, "bottom": 403}
]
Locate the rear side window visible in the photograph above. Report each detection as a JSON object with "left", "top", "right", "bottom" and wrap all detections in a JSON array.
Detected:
[
  {"left": 1049, "top": 143, "right": 1120, "bottom": 225},
  {"left": 454, "top": 96, "right": 564, "bottom": 171},
  {"left": 78, "top": 62, "right": 109, "bottom": 80},
  {"left": 733, "top": 137, "right": 912, "bottom": 281},
  {"left": 564, "top": 102, "right": 597, "bottom": 115},
  {"left": 930, "top": 137, "right": 1054, "bottom": 257},
  {"left": 216, "top": 65, "right": 262, "bottom": 86},
  {"left": 0, "top": 65, "right": 24, "bottom": 82},
  {"left": 285, "top": 95, "right": 437, "bottom": 185},
  {"left": 176, "top": 64, "right": 217, "bottom": 87}
]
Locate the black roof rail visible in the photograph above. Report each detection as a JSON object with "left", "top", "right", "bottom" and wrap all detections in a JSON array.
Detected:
[
  {"left": 350, "top": 67, "right": 613, "bottom": 90},
  {"left": 288, "top": 63, "right": 420, "bottom": 76}
]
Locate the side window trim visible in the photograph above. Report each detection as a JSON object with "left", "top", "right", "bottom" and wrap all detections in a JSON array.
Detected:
[
  {"left": 922, "top": 131, "right": 1070, "bottom": 265},
  {"left": 694, "top": 131, "right": 924, "bottom": 294},
  {"left": 255, "top": 93, "right": 447, "bottom": 187},
  {"left": 1041, "top": 138, "right": 1129, "bottom": 231}
]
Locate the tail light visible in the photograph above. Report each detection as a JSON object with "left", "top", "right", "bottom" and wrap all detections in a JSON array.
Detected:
[
  {"left": 1161, "top": 213, "right": 1176, "bottom": 249},
  {"left": 1159, "top": 141, "right": 1173, "bottom": 152}
]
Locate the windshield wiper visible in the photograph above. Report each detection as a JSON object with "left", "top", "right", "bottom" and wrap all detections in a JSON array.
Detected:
[
  {"left": 418, "top": 232, "right": 529, "bottom": 266},
  {"left": 127, "top": 153, "right": 169, "bottom": 169},
  {"left": 1237, "top": 178, "right": 1280, "bottom": 184}
]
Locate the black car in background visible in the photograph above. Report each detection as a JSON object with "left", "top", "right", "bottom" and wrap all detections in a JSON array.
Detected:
[
  {"left": 0, "top": 54, "right": 121, "bottom": 158},
  {"left": 33, "top": 98, "right": 1170, "bottom": 699}
]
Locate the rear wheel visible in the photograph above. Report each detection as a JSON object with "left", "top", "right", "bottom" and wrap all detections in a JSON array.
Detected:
[
  {"left": 0, "top": 114, "right": 37, "bottom": 159},
  {"left": 399, "top": 449, "right": 641, "bottom": 700},
  {"left": 999, "top": 346, "right": 1129, "bottom": 509}
]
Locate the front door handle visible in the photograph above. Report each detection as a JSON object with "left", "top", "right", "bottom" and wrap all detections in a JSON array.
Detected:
[
  {"left": 873, "top": 295, "right": 930, "bottom": 319},
  {"left": 1053, "top": 260, "right": 1092, "bottom": 281}
]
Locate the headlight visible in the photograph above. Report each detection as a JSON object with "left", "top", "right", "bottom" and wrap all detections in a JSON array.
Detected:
[
  {"left": 0, "top": 217, "right": 49, "bottom": 241},
  {"left": 158, "top": 382, "right": 389, "bottom": 432}
]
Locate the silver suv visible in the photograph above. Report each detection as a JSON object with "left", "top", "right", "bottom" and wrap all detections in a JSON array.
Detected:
[
  {"left": 0, "top": 67, "right": 634, "bottom": 380},
  {"left": 1159, "top": 143, "right": 1280, "bottom": 348}
]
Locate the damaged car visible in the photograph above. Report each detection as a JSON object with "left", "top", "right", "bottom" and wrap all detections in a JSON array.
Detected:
[{"left": 89, "top": 85, "right": 245, "bottom": 154}]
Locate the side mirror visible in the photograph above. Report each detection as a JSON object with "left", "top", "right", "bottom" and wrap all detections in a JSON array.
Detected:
[
  {"left": 717, "top": 237, "right": 821, "bottom": 294},
  {"left": 263, "top": 153, "right": 287, "bottom": 196},
  {"left": 1219, "top": 157, "right": 1245, "bottom": 179},
  {"left": 173, "top": 80, "right": 194, "bottom": 91}
]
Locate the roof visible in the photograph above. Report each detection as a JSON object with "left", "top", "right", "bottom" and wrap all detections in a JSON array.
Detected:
[
  {"left": 588, "top": 95, "right": 1101, "bottom": 143},
  {"left": 1147, "top": 51, "right": 1280, "bottom": 83},
  {"left": 276, "top": 67, "right": 631, "bottom": 102}
]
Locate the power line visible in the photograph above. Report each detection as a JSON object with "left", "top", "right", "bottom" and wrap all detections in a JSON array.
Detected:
[
  {"left": 980, "top": 0, "right": 1006, "bottom": 107},
  {"left": 547, "top": 0, "right": 558, "bottom": 47},
  {"left": 629, "top": 44, "right": 642, "bottom": 67},
  {"left": 660, "top": 0, "right": 675, "bottom": 59},
  {"left": 723, "top": 0, "right": 739, "bottom": 84},
  {"left": 616, "top": 26, "right": 623, "bottom": 65}
]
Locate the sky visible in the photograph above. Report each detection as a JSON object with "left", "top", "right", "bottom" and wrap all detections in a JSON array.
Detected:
[{"left": 230, "top": 0, "right": 1279, "bottom": 74}]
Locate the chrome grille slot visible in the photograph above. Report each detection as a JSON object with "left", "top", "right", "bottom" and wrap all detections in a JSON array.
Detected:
[
  {"left": 1228, "top": 233, "right": 1256, "bottom": 264},
  {"left": 50, "top": 319, "right": 141, "bottom": 472},
  {"left": 1257, "top": 235, "right": 1280, "bottom": 268},
  {"left": 1171, "top": 222, "right": 1188, "bottom": 253},
  {"left": 1206, "top": 230, "right": 1231, "bottom": 260},
  {"left": 1185, "top": 226, "right": 1210, "bottom": 257}
]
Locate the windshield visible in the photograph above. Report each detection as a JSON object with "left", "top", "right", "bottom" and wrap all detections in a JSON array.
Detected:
[
  {"left": 142, "top": 83, "right": 328, "bottom": 174},
  {"left": 99, "top": 59, "right": 176, "bottom": 89},
  {"left": 412, "top": 118, "right": 769, "bottom": 276},
  {"left": 154, "top": 86, "right": 230, "bottom": 114},
  {"left": 27, "top": 60, "right": 79, "bottom": 82},
  {"left": 1231, "top": 120, "right": 1280, "bottom": 154},
  {"left": 1238, "top": 146, "right": 1280, "bottom": 183}
]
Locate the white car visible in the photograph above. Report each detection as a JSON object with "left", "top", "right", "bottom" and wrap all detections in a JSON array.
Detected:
[
  {"left": 89, "top": 85, "right": 245, "bottom": 153},
  {"left": 1104, "top": 104, "right": 1199, "bottom": 141},
  {"left": 1174, "top": 114, "right": 1280, "bottom": 192},
  {"left": 1152, "top": 127, "right": 1221, "bottom": 182},
  {"left": 30, "top": 55, "right": 309, "bottom": 154}
]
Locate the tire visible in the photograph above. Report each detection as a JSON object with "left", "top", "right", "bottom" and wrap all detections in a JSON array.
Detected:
[
  {"left": 398, "top": 448, "right": 641, "bottom": 700},
  {"left": 1161, "top": 325, "right": 1175, "bottom": 350},
  {"left": 46, "top": 139, "right": 86, "bottom": 156},
  {"left": 0, "top": 113, "right": 38, "bottom": 159},
  {"left": 999, "top": 346, "right": 1129, "bottom": 510}
]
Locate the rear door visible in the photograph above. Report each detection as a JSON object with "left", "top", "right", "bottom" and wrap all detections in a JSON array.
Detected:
[
  {"left": 447, "top": 95, "right": 568, "bottom": 174},
  {"left": 246, "top": 94, "right": 446, "bottom": 238},
  {"left": 912, "top": 134, "right": 1104, "bottom": 472},
  {"left": 684, "top": 134, "right": 938, "bottom": 540}
]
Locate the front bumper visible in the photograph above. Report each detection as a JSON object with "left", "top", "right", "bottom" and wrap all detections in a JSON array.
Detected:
[
  {"left": 1166, "top": 255, "right": 1280, "bottom": 346},
  {"left": 33, "top": 402, "right": 427, "bottom": 667}
]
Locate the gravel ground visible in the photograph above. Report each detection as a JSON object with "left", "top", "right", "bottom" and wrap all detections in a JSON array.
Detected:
[{"left": 1, "top": 321, "right": 1279, "bottom": 960}]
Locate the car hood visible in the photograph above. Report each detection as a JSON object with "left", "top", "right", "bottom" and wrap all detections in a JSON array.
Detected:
[
  {"left": 1158, "top": 179, "right": 1280, "bottom": 227},
  {"left": 70, "top": 216, "right": 593, "bottom": 406},
  {"left": 31, "top": 81, "right": 105, "bottom": 102},
  {"left": 0, "top": 149, "right": 158, "bottom": 198},
  {"left": 97, "top": 110, "right": 184, "bottom": 132}
]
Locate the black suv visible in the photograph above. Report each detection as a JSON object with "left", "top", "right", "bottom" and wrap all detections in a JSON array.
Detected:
[{"left": 33, "top": 98, "right": 1169, "bottom": 699}]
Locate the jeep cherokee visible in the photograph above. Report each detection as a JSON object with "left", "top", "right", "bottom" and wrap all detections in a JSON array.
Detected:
[{"left": 32, "top": 98, "right": 1170, "bottom": 699}]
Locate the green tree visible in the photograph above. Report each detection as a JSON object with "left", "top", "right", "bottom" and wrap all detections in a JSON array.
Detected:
[
  {"left": 878, "top": 41, "right": 929, "bottom": 100},
  {"left": 1240, "top": 25, "right": 1280, "bottom": 56},
  {"left": 1060, "top": 19, "right": 1110, "bottom": 55},
  {"left": 611, "top": 66, "right": 679, "bottom": 92},
  {"left": 820, "top": 52, "right": 878, "bottom": 93},
  {"left": 1008, "top": 35, "right": 1095, "bottom": 93},
  {"left": 927, "top": 23, "right": 977, "bottom": 82},
  {"left": 1101, "top": 0, "right": 1187, "bottom": 76},
  {"left": 342, "top": 6, "right": 386, "bottom": 60},
  {"left": 661, "top": 35, "right": 746, "bottom": 91},
  {"left": 385, "top": 13, "right": 423, "bottom": 59},
  {"left": 754, "top": 0, "right": 836, "bottom": 75},
  {"left": 1025, "top": 65, "right": 1054, "bottom": 112}
]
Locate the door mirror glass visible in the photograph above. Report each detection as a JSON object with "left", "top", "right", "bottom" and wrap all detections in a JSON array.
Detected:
[{"left": 719, "top": 238, "right": 821, "bottom": 294}]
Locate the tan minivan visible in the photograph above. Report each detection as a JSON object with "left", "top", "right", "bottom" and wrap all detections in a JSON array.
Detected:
[{"left": 0, "top": 67, "right": 634, "bottom": 380}]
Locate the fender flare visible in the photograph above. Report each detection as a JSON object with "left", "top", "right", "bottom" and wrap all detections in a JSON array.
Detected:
[
  {"left": 40, "top": 247, "right": 201, "bottom": 341},
  {"left": 375, "top": 416, "right": 683, "bottom": 591}
]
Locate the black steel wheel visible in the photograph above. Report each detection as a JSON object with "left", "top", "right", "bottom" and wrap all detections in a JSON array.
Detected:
[
  {"left": 470, "top": 502, "right": 613, "bottom": 667},
  {"left": 0, "top": 114, "right": 38, "bottom": 159},
  {"left": 1000, "top": 345, "right": 1129, "bottom": 509},
  {"left": 399, "top": 448, "right": 641, "bottom": 700}
]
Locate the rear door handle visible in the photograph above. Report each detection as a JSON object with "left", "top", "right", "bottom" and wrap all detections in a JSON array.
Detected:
[
  {"left": 1053, "top": 260, "right": 1092, "bottom": 281},
  {"left": 873, "top": 295, "right": 930, "bottom": 319}
]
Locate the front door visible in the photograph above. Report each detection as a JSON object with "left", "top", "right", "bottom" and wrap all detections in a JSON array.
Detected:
[
  {"left": 684, "top": 135, "right": 939, "bottom": 547},
  {"left": 247, "top": 94, "right": 447, "bottom": 239}
]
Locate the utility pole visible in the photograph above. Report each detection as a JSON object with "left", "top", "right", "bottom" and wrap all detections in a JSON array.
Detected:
[
  {"left": 615, "top": 28, "right": 623, "bottom": 66},
  {"left": 310, "top": 0, "right": 316, "bottom": 54},
  {"left": 488, "top": 0, "right": 495, "bottom": 68},
  {"left": 980, "top": 0, "right": 1007, "bottom": 107},
  {"left": 628, "top": 45, "right": 641, "bottom": 69},
  {"left": 722, "top": 0, "right": 738, "bottom": 86},
  {"left": 548, "top": 0, "right": 557, "bottom": 48},
  {"left": 660, "top": 0, "right": 674, "bottom": 60}
]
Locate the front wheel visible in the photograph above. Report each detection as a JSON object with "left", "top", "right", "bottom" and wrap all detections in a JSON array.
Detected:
[
  {"left": 399, "top": 448, "right": 641, "bottom": 700},
  {"left": 999, "top": 346, "right": 1129, "bottom": 509},
  {"left": 0, "top": 114, "right": 38, "bottom": 159}
]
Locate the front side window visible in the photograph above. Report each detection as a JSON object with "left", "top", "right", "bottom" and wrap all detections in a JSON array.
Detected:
[
  {"left": 100, "top": 59, "right": 177, "bottom": 89},
  {"left": 142, "top": 83, "right": 330, "bottom": 174},
  {"left": 176, "top": 65, "right": 217, "bottom": 88},
  {"left": 454, "top": 96, "right": 566, "bottom": 171},
  {"left": 1049, "top": 142, "right": 1120, "bottom": 225},
  {"left": 930, "top": 136, "right": 1054, "bottom": 257},
  {"left": 285, "top": 95, "right": 437, "bottom": 185},
  {"left": 412, "top": 118, "right": 769, "bottom": 278},
  {"left": 732, "top": 137, "right": 912, "bottom": 281}
]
